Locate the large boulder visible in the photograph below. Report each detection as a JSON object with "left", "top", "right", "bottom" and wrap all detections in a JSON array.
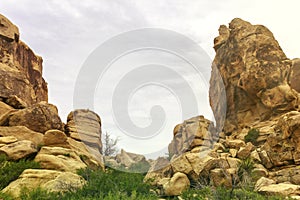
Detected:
[
  {"left": 2, "top": 169, "right": 86, "bottom": 198},
  {"left": 0, "top": 14, "right": 47, "bottom": 106},
  {"left": 163, "top": 172, "right": 190, "bottom": 196},
  {"left": 209, "top": 18, "right": 300, "bottom": 134},
  {"left": 4, "top": 102, "right": 63, "bottom": 133},
  {"left": 34, "top": 146, "right": 87, "bottom": 173},
  {"left": 168, "top": 116, "right": 216, "bottom": 157},
  {"left": 0, "top": 126, "right": 43, "bottom": 146},
  {"left": 66, "top": 109, "right": 102, "bottom": 156},
  {"left": 0, "top": 140, "right": 37, "bottom": 160}
]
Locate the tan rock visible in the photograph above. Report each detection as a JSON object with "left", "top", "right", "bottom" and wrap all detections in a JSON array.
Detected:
[
  {"left": 7, "top": 102, "right": 63, "bottom": 133},
  {"left": 66, "top": 109, "right": 102, "bottom": 154},
  {"left": 259, "top": 150, "right": 273, "bottom": 169},
  {"left": 43, "top": 129, "right": 68, "bottom": 146},
  {"left": 0, "top": 136, "right": 17, "bottom": 144},
  {"left": 0, "top": 14, "right": 19, "bottom": 42},
  {"left": 258, "top": 183, "right": 300, "bottom": 196},
  {"left": 226, "top": 139, "right": 245, "bottom": 149},
  {"left": 0, "top": 15, "right": 47, "bottom": 106},
  {"left": 2, "top": 169, "right": 85, "bottom": 198},
  {"left": 144, "top": 157, "right": 172, "bottom": 186},
  {"left": 168, "top": 116, "right": 215, "bottom": 156},
  {"left": 229, "top": 149, "right": 238, "bottom": 158},
  {"left": 171, "top": 154, "right": 193, "bottom": 174},
  {"left": 210, "top": 168, "right": 232, "bottom": 188},
  {"left": 209, "top": 18, "right": 298, "bottom": 133},
  {"left": 250, "top": 150, "right": 261, "bottom": 163},
  {"left": 0, "top": 101, "right": 13, "bottom": 117},
  {"left": 254, "top": 177, "right": 276, "bottom": 191},
  {"left": 0, "top": 140, "right": 37, "bottom": 160},
  {"left": 237, "top": 142, "right": 254, "bottom": 159},
  {"left": 163, "top": 172, "right": 190, "bottom": 196},
  {"left": 34, "top": 146, "right": 87, "bottom": 172},
  {"left": 0, "top": 126, "right": 43, "bottom": 146},
  {"left": 5, "top": 95, "right": 27, "bottom": 109},
  {"left": 66, "top": 137, "right": 104, "bottom": 170}
]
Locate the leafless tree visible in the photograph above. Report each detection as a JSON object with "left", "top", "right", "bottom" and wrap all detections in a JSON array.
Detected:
[{"left": 102, "top": 132, "right": 119, "bottom": 156}]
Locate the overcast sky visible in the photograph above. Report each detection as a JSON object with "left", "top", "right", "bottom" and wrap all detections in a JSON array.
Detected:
[{"left": 1, "top": 0, "right": 300, "bottom": 158}]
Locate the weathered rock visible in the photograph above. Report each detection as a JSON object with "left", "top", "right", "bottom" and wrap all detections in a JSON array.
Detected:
[
  {"left": 168, "top": 116, "right": 216, "bottom": 157},
  {"left": 0, "top": 15, "right": 47, "bottom": 106},
  {"left": 0, "top": 140, "right": 37, "bottom": 160},
  {"left": 237, "top": 142, "right": 254, "bottom": 159},
  {"left": 0, "top": 136, "right": 17, "bottom": 144},
  {"left": 66, "top": 137, "right": 104, "bottom": 170},
  {"left": 43, "top": 129, "right": 68, "bottom": 146},
  {"left": 225, "top": 139, "right": 245, "bottom": 149},
  {"left": 258, "top": 183, "right": 300, "bottom": 197},
  {"left": 209, "top": 18, "right": 299, "bottom": 133},
  {"left": 66, "top": 109, "right": 102, "bottom": 155},
  {"left": 34, "top": 146, "right": 87, "bottom": 172},
  {"left": 2, "top": 169, "right": 85, "bottom": 198},
  {"left": 254, "top": 177, "right": 276, "bottom": 191},
  {"left": 144, "top": 157, "right": 172, "bottom": 186},
  {"left": 0, "top": 101, "right": 13, "bottom": 118},
  {"left": 0, "top": 126, "right": 43, "bottom": 146},
  {"left": 6, "top": 102, "right": 63, "bottom": 133},
  {"left": 163, "top": 172, "right": 190, "bottom": 196},
  {"left": 4, "top": 95, "right": 27, "bottom": 109},
  {"left": 0, "top": 14, "right": 19, "bottom": 42},
  {"left": 210, "top": 168, "right": 233, "bottom": 188},
  {"left": 115, "top": 149, "right": 148, "bottom": 168}
]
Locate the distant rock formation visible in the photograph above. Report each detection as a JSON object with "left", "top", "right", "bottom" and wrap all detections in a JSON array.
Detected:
[
  {"left": 0, "top": 14, "right": 104, "bottom": 197},
  {"left": 146, "top": 18, "right": 300, "bottom": 198}
]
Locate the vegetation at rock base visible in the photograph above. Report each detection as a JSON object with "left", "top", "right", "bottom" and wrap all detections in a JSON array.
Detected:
[
  {"left": 244, "top": 128, "right": 259, "bottom": 145},
  {"left": 0, "top": 154, "right": 40, "bottom": 190},
  {"left": 0, "top": 165, "right": 291, "bottom": 200}
]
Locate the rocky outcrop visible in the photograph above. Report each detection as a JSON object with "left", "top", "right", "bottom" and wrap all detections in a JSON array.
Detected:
[
  {"left": 2, "top": 102, "right": 64, "bottom": 133},
  {"left": 168, "top": 115, "right": 217, "bottom": 157},
  {"left": 210, "top": 18, "right": 300, "bottom": 134},
  {"left": 0, "top": 14, "right": 105, "bottom": 197},
  {"left": 2, "top": 169, "right": 85, "bottom": 198},
  {"left": 66, "top": 109, "right": 102, "bottom": 155},
  {"left": 0, "top": 14, "right": 47, "bottom": 107},
  {"left": 148, "top": 18, "right": 300, "bottom": 198}
]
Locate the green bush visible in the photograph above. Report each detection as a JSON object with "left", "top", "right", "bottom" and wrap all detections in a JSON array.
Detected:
[
  {"left": 244, "top": 128, "right": 259, "bottom": 145},
  {"left": 237, "top": 158, "right": 255, "bottom": 189},
  {"left": 0, "top": 154, "right": 40, "bottom": 190}
]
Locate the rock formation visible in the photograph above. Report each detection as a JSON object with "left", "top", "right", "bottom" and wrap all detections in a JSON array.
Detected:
[
  {"left": 0, "top": 14, "right": 47, "bottom": 106},
  {"left": 146, "top": 18, "right": 300, "bottom": 198},
  {"left": 0, "top": 14, "right": 104, "bottom": 197},
  {"left": 210, "top": 18, "right": 300, "bottom": 134}
]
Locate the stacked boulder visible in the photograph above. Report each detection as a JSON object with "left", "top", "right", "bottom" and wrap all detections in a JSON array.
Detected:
[{"left": 0, "top": 14, "right": 104, "bottom": 198}]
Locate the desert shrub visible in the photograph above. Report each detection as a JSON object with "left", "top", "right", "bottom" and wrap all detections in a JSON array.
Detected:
[
  {"left": 0, "top": 154, "right": 40, "bottom": 190},
  {"left": 244, "top": 128, "right": 259, "bottom": 145},
  {"left": 237, "top": 158, "right": 255, "bottom": 189}
]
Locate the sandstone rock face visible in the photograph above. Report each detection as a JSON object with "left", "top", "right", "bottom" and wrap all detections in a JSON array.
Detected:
[
  {"left": 2, "top": 169, "right": 86, "bottom": 198},
  {"left": 66, "top": 109, "right": 102, "bottom": 155},
  {"left": 43, "top": 129, "right": 68, "bottom": 146},
  {"left": 0, "top": 140, "right": 37, "bottom": 160},
  {"left": 0, "top": 15, "right": 47, "bottom": 106},
  {"left": 210, "top": 18, "right": 300, "bottom": 134},
  {"left": 168, "top": 116, "right": 216, "bottom": 157},
  {"left": 4, "top": 102, "right": 63, "bottom": 133},
  {"left": 0, "top": 126, "right": 43, "bottom": 145},
  {"left": 34, "top": 146, "right": 87, "bottom": 173},
  {"left": 257, "top": 183, "right": 300, "bottom": 197}
]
